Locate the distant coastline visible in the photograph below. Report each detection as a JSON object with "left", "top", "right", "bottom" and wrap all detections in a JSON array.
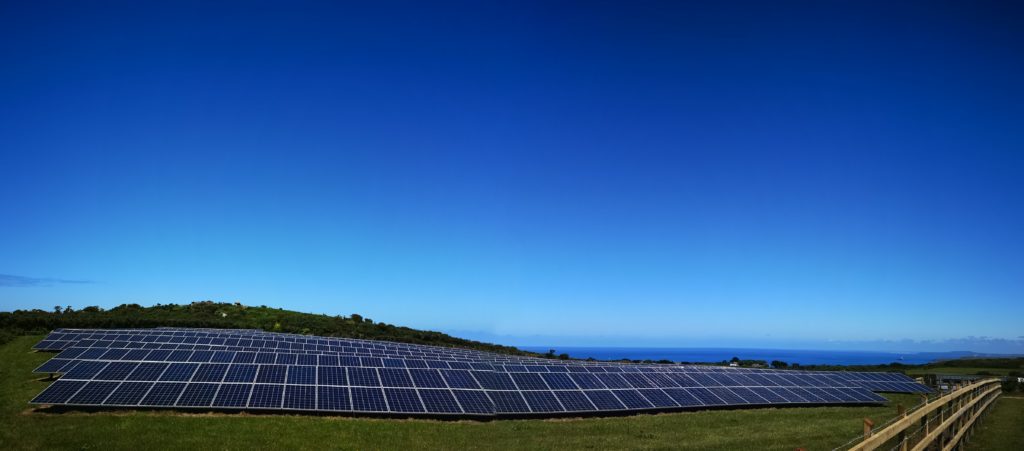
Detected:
[{"left": 520, "top": 346, "right": 1018, "bottom": 366}]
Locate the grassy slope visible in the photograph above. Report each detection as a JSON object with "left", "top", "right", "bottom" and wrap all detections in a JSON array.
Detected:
[
  {"left": 965, "top": 395, "right": 1024, "bottom": 451},
  {"left": 1, "top": 336, "right": 924, "bottom": 451},
  {"left": 905, "top": 367, "right": 1015, "bottom": 376}
]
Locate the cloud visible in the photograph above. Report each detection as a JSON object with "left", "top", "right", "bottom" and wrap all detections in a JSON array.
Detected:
[{"left": 0, "top": 274, "right": 95, "bottom": 287}]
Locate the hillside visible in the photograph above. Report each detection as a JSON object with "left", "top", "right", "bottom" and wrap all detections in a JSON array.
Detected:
[{"left": 0, "top": 301, "right": 530, "bottom": 356}]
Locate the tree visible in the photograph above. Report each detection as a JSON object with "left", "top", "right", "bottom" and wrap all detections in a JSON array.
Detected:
[
  {"left": 53, "top": 306, "right": 62, "bottom": 314},
  {"left": 771, "top": 360, "right": 789, "bottom": 369},
  {"left": 730, "top": 356, "right": 740, "bottom": 363},
  {"left": 350, "top": 314, "right": 363, "bottom": 322}
]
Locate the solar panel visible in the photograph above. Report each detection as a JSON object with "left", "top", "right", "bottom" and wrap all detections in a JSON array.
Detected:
[{"left": 27, "top": 328, "right": 928, "bottom": 418}]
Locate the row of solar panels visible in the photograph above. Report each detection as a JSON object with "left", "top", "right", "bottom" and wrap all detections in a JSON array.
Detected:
[
  {"left": 35, "top": 347, "right": 929, "bottom": 394},
  {"left": 38, "top": 338, "right": 926, "bottom": 377},
  {"left": 28, "top": 329, "right": 926, "bottom": 417},
  {"left": 35, "top": 328, "right": 484, "bottom": 358},
  {"left": 34, "top": 380, "right": 885, "bottom": 416},
  {"left": 35, "top": 360, "right": 885, "bottom": 393}
]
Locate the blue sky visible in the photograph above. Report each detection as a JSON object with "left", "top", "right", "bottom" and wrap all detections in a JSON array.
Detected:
[{"left": 2, "top": 1, "right": 1022, "bottom": 353}]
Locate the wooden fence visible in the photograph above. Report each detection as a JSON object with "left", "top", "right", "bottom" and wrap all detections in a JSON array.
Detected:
[{"left": 845, "top": 378, "right": 1002, "bottom": 451}]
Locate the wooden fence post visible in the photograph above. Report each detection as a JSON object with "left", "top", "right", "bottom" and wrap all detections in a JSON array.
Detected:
[{"left": 863, "top": 417, "right": 874, "bottom": 440}]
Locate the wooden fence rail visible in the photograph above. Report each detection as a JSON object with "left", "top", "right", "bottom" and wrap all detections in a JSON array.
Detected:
[{"left": 847, "top": 378, "right": 1002, "bottom": 451}]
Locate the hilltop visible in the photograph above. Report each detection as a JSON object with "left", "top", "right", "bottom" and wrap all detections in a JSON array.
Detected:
[{"left": 0, "top": 301, "right": 530, "bottom": 356}]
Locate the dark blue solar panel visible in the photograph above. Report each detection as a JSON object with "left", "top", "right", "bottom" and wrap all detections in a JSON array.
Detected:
[
  {"left": 511, "top": 373, "right": 548, "bottom": 391},
  {"left": 192, "top": 364, "right": 228, "bottom": 383},
  {"left": 166, "top": 350, "right": 192, "bottom": 361},
  {"left": 128, "top": 362, "right": 169, "bottom": 381},
  {"left": 284, "top": 385, "right": 316, "bottom": 410},
  {"left": 362, "top": 357, "right": 385, "bottom": 368},
  {"left": 384, "top": 388, "right": 424, "bottom": 413},
  {"left": 224, "top": 364, "right": 258, "bottom": 383},
  {"left": 78, "top": 348, "right": 107, "bottom": 359},
  {"left": 770, "top": 387, "right": 807, "bottom": 403},
  {"left": 749, "top": 387, "right": 787, "bottom": 403},
  {"left": 585, "top": 390, "right": 626, "bottom": 410},
  {"left": 210, "top": 351, "right": 235, "bottom": 363},
  {"left": 340, "top": 356, "right": 362, "bottom": 367},
  {"left": 36, "top": 356, "right": 73, "bottom": 371},
  {"left": 212, "top": 383, "right": 251, "bottom": 407},
  {"left": 286, "top": 366, "right": 316, "bottom": 385},
  {"left": 63, "top": 361, "right": 109, "bottom": 380},
  {"left": 569, "top": 373, "right": 606, "bottom": 389},
  {"left": 540, "top": 373, "right": 578, "bottom": 390},
  {"left": 382, "top": 358, "right": 405, "bottom": 368},
  {"left": 731, "top": 387, "right": 769, "bottom": 403},
  {"left": 418, "top": 389, "right": 461, "bottom": 413},
  {"left": 187, "top": 350, "right": 214, "bottom": 363},
  {"left": 104, "top": 381, "right": 153, "bottom": 405},
  {"left": 379, "top": 368, "right": 414, "bottom": 387},
  {"left": 663, "top": 388, "right": 703, "bottom": 407},
  {"left": 99, "top": 349, "right": 129, "bottom": 360},
  {"left": 638, "top": 389, "right": 677, "bottom": 408},
  {"left": 425, "top": 360, "right": 449, "bottom": 369},
  {"left": 489, "top": 391, "right": 530, "bottom": 413},
  {"left": 255, "top": 365, "right": 287, "bottom": 384},
  {"left": 296, "top": 354, "right": 318, "bottom": 366},
  {"left": 249, "top": 384, "right": 284, "bottom": 408},
  {"left": 32, "top": 380, "right": 87, "bottom": 404},
  {"left": 789, "top": 387, "right": 825, "bottom": 403},
  {"left": 554, "top": 391, "right": 596, "bottom": 411},
  {"left": 146, "top": 349, "right": 172, "bottom": 361},
  {"left": 688, "top": 387, "right": 725, "bottom": 405},
  {"left": 409, "top": 369, "right": 447, "bottom": 388},
  {"left": 159, "top": 363, "right": 198, "bottom": 382},
  {"left": 440, "top": 370, "right": 480, "bottom": 389},
  {"left": 621, "top": 374, "right": 656, "bottom": 389},
  {"left": 708, "top": 387, "right": 747, "bottom": 404},
  {"left": 69, "top": 381, "right": 119, "bottom": 404},
  {"left": 276, "top": 354, "right": 298, "bottom": 365},
  {"left": 614, "top": 389, "right": 654, "bottom": 409},
  {"left": 806, "top": 387, "right": 841, "bottom": 402},
  {"left": 453, "top": 390, "right": 493, "bottom": 414},
  {"left": 348, "top": 367, "right": 381, "bottom": 387},
  {"left": 254, "top": 353, "right": 276, "bottom": 364},
  {"left": 596, "top": 374, "right": 631, "bottom": 389},
  {"left": 351, "top": 387, "right": 387, "bottom": 411},
  {"left": 95, "top": 362, "right": 139, "bottom": 381},
  {"left": 642, "top": 373, "right": 679, "bottom": 388},
  {"left": 318, "top": 355, "right": 340, "bottom": 366},
  {"left": 232, "top": 352, "right": 257, "bottom": 364},
  {"left": 177, "top": 383, "right": 218, "bottom": 407},
  {"left": 318, "top": 366, "right": 347, "bottom": 386},
  {"left": 474, "top": 372, "right": 517, "bottom": 390},
  {"left": 522, "top": 391, "right": 563, "bottom": 412},
  {"left": 141, "top": 382, "right": 186, "bottom": 406},
  {"left": 317, "top": 386, "right": 350, "bottom": 411}
]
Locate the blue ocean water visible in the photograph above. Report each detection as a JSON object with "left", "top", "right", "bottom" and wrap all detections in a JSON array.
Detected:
[{"left": 520, "top": 347, "right": 944, "bottom": 366}]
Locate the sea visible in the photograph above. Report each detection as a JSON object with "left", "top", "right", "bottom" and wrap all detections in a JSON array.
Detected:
[{"left": 519, "top": 347, "right": 954, "bottom": 366}]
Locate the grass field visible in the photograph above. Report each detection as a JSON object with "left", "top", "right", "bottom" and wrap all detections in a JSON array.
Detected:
[
  {"left": 0, "top": 336, "right": 967, "bottom": 450},
  {"left": 905, "top": 367, "right": 1017, "bottom": 377},
  {"left": 965, "top": 395, "right": 1024, "bottom": 451}
]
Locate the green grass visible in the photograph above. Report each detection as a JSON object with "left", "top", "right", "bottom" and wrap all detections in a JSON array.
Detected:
[
  {"left": 0, "top": 336, "right": 925, "bottom": 450},
  {"left": 965, "top": 395, "right": 1024, "bottom": 451},
  {"left": 905, "top": 367, "right": 1015, "bottom": 376}
]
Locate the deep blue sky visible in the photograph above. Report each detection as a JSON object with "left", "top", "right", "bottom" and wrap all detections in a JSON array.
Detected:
[{"left": 2, "top": 1, "right": 1022, "bottom": 353}]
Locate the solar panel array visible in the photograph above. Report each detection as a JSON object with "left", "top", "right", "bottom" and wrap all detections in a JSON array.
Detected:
[{"left": 29, "top": 328, "right": 930, "bottom": 418}]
